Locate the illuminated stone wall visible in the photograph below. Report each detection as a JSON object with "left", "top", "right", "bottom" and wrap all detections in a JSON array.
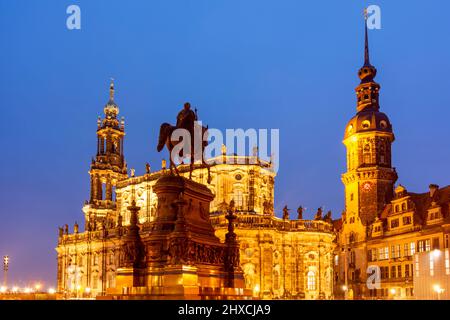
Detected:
[{"left": 56, "top": 158, "right": 335, "bottom": 300}]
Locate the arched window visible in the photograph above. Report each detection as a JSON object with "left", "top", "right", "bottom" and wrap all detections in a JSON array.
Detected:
[
  {"left": 307, "top": 271, "right": 316, "bottom": 291},
  {"left": 92, "top": 273, "right": 98, "bottom": 289},
  {"left": 273, "top": 268, "right": 280, "bottom": 290},
  {"left": 395, "top": 205, "right": 400, "bottom": 213},
  {"left": 363, "top": 144, "right": 371, "bottom": 164},
  {"left": 402, "top": 203, "right": 406, "bottom": 211}
]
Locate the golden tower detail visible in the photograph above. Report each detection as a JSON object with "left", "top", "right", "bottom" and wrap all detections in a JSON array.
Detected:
[{"left": 84, "top": 81, "right": 128, "bottom": 229}]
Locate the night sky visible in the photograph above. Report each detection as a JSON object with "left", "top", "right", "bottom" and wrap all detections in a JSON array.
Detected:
[{"left": 0, "top": 0, "right": 449, "bottom": 288}]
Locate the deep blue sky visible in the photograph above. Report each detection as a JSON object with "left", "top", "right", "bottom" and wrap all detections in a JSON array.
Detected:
[{"left": 0, "top": 0, "right": 449, "bottom": 287}]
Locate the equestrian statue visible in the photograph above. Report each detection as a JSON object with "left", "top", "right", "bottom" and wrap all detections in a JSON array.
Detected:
[{"left": 157, "top": 102, "right": 212, "bottom": 183}]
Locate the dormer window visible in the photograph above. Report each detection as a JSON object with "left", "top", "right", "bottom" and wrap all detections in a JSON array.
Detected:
[
  {"left": 428, "top": 211, "right": 442, "bottom": 221},
  {"left": 401, "top": 203, "right": 407, "bottom": 211},
  {"left": 390, "top": 219, "right": 399, "bottom": 229},
  {"left": 402, "top": 216, "right": 412, "bottom": 225}
]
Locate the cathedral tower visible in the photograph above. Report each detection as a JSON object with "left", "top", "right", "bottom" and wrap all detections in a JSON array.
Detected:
[
  {"left": 341, "top": 16, "right": 398, "bottom": 234},
  {"left": 83, "top": 80, "right": 128, "bottom": 228}
]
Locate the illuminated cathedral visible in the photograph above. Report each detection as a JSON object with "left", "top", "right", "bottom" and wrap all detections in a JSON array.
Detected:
[{"left": 55, "top": 81, "right": 335, "bottom": 300}]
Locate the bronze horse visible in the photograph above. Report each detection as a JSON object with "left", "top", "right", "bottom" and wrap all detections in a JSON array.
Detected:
[{"left": 157, "top": 121, "right": 212, "bottom": 183}]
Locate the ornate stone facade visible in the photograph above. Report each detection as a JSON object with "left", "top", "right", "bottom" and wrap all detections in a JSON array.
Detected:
[{"left": 55, "top": 81, "right": 335, "bottom": 300}]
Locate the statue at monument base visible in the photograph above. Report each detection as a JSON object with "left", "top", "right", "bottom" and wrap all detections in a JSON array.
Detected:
[{"left": 100, "top": 175, "right": 251, "bottom": 300}]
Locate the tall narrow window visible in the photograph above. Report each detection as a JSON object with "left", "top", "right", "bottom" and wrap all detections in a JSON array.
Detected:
[
  {"left": 426, "top": 239, "right": 431, "bottom": 252},
  {"left": 379, "top": 144, "right": 386, "bottom": 165},
  {"left": 233, "top": 189, "right": 243, "bottom": 208},
  {"left": 92, "top": 274, "right": 98, "bottom": 289},
  {"left": 410, "top": 242, "right": 415, "bottom": 255},
  {"left": 307, "top": 271, "right": 316, "bottom": 291},
  {"left": 445, "top": 250, "right": 450, "bottom": 275},
  {"left": 415, "top": 255, "right": 420, "bottom": 277},
  {"left": 363, "top": 144, "right": 371, "bottom": 164},
  {"left": 429, "top": 254, "right": 434, "bottom": 276}
]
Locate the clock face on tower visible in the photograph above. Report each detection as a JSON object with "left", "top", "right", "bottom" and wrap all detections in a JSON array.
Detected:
[{"left": 362, "top": 182, "right": 372, "bottom": 192}]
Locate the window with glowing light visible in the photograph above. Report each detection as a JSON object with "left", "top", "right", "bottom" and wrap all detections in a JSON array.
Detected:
[
  {"left": 307, "top": 271, "right": 316, "bottom": 291},
  {"left": 445, "top": 250, "right": 450, "bottom": 275},
  {"left": 233, "top": 189, "right": 243, "bottom": 208}
]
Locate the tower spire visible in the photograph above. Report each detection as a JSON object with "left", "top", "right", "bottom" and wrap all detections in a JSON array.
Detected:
[
  {"left": 109, "top": 77, "right": 115, "bottom": 101},
  {"left": 364, "top": 8, "right": 371, "bottom": 67}
]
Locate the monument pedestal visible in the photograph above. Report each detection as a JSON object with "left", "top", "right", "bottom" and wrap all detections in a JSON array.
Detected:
[{"left": 105, "top": 175, "right": 251, "bottom": 300}]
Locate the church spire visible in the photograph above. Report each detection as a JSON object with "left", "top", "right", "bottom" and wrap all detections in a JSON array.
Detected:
[
  {"left": 356, "top": 9, "right": 379, "bottom": 112},
  {"left": 364, "top": 8, "right": 371, "bottom": 67}
]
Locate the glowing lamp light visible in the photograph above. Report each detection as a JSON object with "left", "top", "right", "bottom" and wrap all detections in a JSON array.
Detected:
[
  {"left": 253, "top": 284, "right": 260, "bottom": 293},
  {"left": 35, "top": 283, "right": 42, "bottom": 291},
  {"left": 12, "top": 286, "right": 18, "bottom": 293},
  {"left": 0, "top": 286, "right": 7, "bottom": 293},
  {"left": 342, "top": 285, "right": 348, "bottom": 291},
  {"left": 24, "top": 287, "right": 33, "bottom": 293},
  {"left": 390, "top": 288, "right": 396, "bottom": 295},
  {"left": 433, "top": 285, "right": 444, "bottom": 293},
  {"left": 48, "top": 288, "right": 56, "bottom": 294},
  {"left": 85, "top": 287, "right": 91, "bottom": 293},
  {"left": 432, "top": 249, "right": 441, "bottom": 258}
]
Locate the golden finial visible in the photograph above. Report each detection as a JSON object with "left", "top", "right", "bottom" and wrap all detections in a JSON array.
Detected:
[
  {"left": 162, "top": 159, "right": 167, "bottom": 170},
  {"left": 109, "top": 77, "right": 115, "bottom": 100},
  {"left": 364, "top": 7, "right": 368, "bottom": 20}
]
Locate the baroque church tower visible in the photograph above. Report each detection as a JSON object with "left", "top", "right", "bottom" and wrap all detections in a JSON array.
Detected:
[
  {"left": 82, "top": 81, "right": 128, "bottom": 230},
  {"left": 337, "top": 14, "right": 398, "bottom": 298}
]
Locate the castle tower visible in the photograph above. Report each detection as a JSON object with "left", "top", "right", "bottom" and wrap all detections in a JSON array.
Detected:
[
  {"left": 83, "top": 80, "right": 128, "bottom": 228},
  {"left": 338, "top": 13, "right": 398, "bottom": 299},
  {"left": 341, "top": 15, "right": 397, "bottom": 233}
]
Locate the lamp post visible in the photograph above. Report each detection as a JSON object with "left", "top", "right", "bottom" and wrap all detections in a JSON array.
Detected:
[
  {"left": 3, "top": 255, "right": 9, "bottom": 287},
  {"left": 433, "top": 284, "right": 444, "bottom": 300}
]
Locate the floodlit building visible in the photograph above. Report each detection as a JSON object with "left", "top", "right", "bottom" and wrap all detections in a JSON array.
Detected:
[{"left": 55, "top": 81, "right": 335, "bottom": 300}]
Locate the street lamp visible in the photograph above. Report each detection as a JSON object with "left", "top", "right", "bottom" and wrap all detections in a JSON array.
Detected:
[
  {"left": 3, "top": 255, "right": 9, "bottom": 287},
  {"left": 433, "top": 284, "right": 445, "bottom": 300},
  {"left": 35, "top": 283, "right": 42, "bottom": 292},
  {"left": 432, "top": 249, "right": 441, "bottom": 258}
]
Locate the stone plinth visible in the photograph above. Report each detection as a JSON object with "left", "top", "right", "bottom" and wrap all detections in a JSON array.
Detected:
[{"left": 106, "top": 175, "right": 251, "bottom": 300}]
